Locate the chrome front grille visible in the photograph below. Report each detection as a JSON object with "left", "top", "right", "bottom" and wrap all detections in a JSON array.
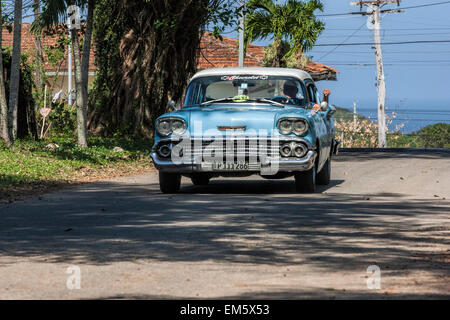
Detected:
[
  {"left": 187, "top": 138, "right": 280, "bottom": 159},
  {"left": 155, "top": 137, "right": 312, "bottom": 163}
]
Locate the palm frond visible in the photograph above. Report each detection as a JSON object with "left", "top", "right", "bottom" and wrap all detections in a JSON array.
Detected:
[
  {"left": 244, "top": 10, "right": 272, "bottom": 45},
  {"left": 244, "top": 0, "right": 324, "bottom": 65},
  {"left": 30, "top": 0, "right": 87, "bottom": 33}
]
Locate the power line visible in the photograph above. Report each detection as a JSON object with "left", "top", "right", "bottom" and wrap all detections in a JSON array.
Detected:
[
  {"left": 325, "top": 27, "right": 450, "bottom": 30},
  {"left": 319, "top": 32, "right": 450, "bottom": 38},
  {"left": 397, "top": 0, "right": 450, "bottom": 10},
  {"left": 315, "top": 39, "right": 450, "bottom": 46},
  {"left": 317, "top": 0, "right": 450, "bottom": 17},
  {"left": 312, "top": 50, "right": 450, "bottom": 53},
  {"left": 321, "top": 63, "right": 450, "bottom": 66},
  {"left": 317, "top": 22, "right": 367, "bottom": 61},
  {"left": 321, "top": 59, "right": 450, "bottom": 63},
  {"left": 393, "top": 18, "right": 450, "bottom": 28}
]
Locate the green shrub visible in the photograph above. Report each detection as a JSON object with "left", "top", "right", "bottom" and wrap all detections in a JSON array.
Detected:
[
  {"left": 415, "top": 123, "right": 450, "bottom": 148},
  {"left": 45, "top": 102, "right": 77, "bottom": 135}
]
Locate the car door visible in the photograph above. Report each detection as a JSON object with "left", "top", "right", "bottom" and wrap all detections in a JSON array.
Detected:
[
  {"left": 305, "top": 81, "right": 330, "bottom": 171},
  {"left": 312, "top": 84, "right": 334, "bottom": 152}
]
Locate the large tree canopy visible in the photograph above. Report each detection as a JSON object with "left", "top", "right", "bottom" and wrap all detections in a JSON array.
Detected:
[{"left": 88, "top": 0, "right": 234, "bottom": 137}]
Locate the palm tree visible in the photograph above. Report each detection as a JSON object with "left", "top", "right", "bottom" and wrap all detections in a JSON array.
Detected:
[
  {"left": 244, "top": 0, "right": 324, "bottom": 67},
  {"left": 32, "top": 0, "right": 95, "bottom": 148}
]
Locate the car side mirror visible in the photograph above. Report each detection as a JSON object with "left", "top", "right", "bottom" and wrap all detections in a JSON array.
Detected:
[
  {"left": 320, "top": 101, "right": 329, "bottom": 111},
  {"left": 168, "top": 100, "right": 179, "bottom": 111}
]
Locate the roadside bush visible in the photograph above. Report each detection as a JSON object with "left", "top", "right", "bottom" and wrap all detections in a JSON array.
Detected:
[
  {"left": 334, "top": 107, "right": 407, "bottom": 148},
  {"left": 387, "top": 133, "right": 418, "bottom": 148},
  {"left": 415, "top": 123, "right": 450, "bottom": 148},
  {"left": 335, "top": 118, "right": 379, "bottom": 147},
  {"left": 44, "top": 102, "right": 77, "bottom": 136}
]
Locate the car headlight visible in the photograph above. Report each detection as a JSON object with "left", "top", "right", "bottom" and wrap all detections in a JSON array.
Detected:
[
  {"left": 277, "top": 118, "right": 308, "bottom": 136},
  {"left": 157, "top": 120, "right": 171, "bottom": 136},
  {"left": 156, "top": 118, "right": 186, "bottom": 136},
  {"left": 279, "top": 120, "right": 293, "bottom": 135},
  {"left": 292, "top": 119, "right": 308, "bottom": 135},
  {"left": 171, "top": 119, "right": 187, "bottom": 135}
]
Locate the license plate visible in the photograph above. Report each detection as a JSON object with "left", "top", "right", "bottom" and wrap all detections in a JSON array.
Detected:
[{"left": 210, "top": 162, "right": 249, "bottom": 171}]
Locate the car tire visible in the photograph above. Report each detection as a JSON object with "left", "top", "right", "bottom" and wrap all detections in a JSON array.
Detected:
[
  {"left": 191, "top": 174, "right": 210, "bottom": 186},
  {"left": 317, "top": 157, "right": 331, "bottom": 185},
  {"left": 159, "top": 172, "right": 181, "bottom": 193},
  {"left": 295, "top": 166, "right": 316, "bottom": 193}
]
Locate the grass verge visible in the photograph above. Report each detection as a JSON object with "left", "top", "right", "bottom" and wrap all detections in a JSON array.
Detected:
[{"left": 0, "top": 135, "right": 155, "bottom": 203}]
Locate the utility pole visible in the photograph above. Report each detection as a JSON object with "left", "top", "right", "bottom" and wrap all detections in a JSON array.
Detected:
[
  {"left": 350, "top": 1, "right": 402, "bottom": 148},
  {"left": 353, "top": 100, "right": 357, "bottom": 133},
  {"left": 68, "top": 18, "right": 73, "bottom": 106},
  {"left": 238, "top": 0, "right": 245, "bottom": 67}
]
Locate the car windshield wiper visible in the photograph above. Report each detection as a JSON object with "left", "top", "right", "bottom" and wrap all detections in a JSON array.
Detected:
[
  {"left": 250, "top": 98, "right": 285, "bottom": 108},
  {"left": 200, "top": 97, "right": 285, "bottom": 108},
  {"left": 200, "top": 98, "right": 235, "bottom": 106}
]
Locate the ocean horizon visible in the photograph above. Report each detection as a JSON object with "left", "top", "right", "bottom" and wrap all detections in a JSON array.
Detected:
[{"left": 333, "top": 98, "right": 450, "bottom": 134}]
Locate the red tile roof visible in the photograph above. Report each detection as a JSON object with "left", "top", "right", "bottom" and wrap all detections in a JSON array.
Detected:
[
  {"left": 2, "top": 24, "right": 337, "bottom": 80},
  {"left": 1, "top": 23, "right": 96, "bottom": 72},
  {"left": 198, "top": 32, "right": 265, "bottom": 69},
  {"left": 198, "top": 32, "right": 338, "bottom": 81}
]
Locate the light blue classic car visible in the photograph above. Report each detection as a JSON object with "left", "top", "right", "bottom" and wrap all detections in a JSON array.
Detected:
[{"left": 150, "top": 67, "right": 339, "bottom": 193}]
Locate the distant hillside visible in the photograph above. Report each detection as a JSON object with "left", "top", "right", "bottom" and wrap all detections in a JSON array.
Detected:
[{"left": 333, "top": 106, "right": 368, "bottom": 122}]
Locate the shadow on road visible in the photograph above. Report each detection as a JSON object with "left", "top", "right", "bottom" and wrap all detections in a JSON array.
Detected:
[
  {"left": 94, "top": 289, "right": 450, "bottom": 300},
  {"left": 180, "top": 178, "right": 344, "bottom": 194},
  {"left": 0, "top": 177, "right": 449, "bottom": 298}
]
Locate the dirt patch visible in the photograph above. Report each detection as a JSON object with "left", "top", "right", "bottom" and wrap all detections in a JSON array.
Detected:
[{"left": 0, "top": 161, "right": 156, "bottom": 204}]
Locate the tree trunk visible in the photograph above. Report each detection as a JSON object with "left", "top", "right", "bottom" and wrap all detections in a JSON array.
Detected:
[
  {"left": 8, "top": 0, "right": 22, "bottom": 142},
  {"left": 0, "top": 0, "right": 11, "bottom": 146},
  {"left": 88, "top": 0, "right": 211, "bottom": 137},
  {"left": 71, "top": 29, "right": 88, "bottom": 148},
  {"left": 81, "top": 0, "right": 95, "bottom": 107},
  {"left": 33, "top": 0, "right": 45, "bottom": 92},
  {"left": 272, "top": 39, "right": 282, "bottom": 68}
]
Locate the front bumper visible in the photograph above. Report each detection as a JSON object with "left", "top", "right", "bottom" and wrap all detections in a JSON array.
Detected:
[{"left": 150, "top": 150, "right": 317, "bottom": 174}]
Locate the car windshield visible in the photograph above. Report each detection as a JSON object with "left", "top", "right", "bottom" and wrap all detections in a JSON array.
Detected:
[{"left": 184, "top": 75, "right": 308, "bottom": 107}]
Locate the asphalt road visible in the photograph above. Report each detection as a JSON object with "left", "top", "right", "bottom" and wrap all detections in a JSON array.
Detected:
[{"left": 0, "top": 152, "right": 449, "bottom": 299}]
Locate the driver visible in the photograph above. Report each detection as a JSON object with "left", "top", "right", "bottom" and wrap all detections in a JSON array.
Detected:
[
  {"left": 283, "top": 81, "right": 298, "bottom": 100},
  {"left": 281, "top": 81, "right": 304, "bottom": 105}
]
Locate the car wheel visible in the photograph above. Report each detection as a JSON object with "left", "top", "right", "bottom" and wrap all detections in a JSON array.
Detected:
[
  {"left": 317, "top": 157, "right": 331, "bottom": 185},
  {"left": 159, "top": 172, "right": 181, "bottom": 193},
  {"left": 295, "top": 166, "right": 316, "bottom": 193},
  {"left": 191, "top": 174, "right": 210, "bottom": 186}
]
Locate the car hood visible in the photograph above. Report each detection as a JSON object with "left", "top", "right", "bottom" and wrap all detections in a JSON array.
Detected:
[{"left": 186, "top": 104, "right": 311, "bottom": 137}]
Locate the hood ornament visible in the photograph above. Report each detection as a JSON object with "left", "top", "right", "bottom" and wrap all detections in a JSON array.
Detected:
[{"left": 218, "top": 126, "right": 246, "bottom": 131}]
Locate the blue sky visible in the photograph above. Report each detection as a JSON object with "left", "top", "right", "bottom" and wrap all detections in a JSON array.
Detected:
[
  {"left": 309, "top": 0, "right": 450, "bottom": 110},
  {"left": 230, "top": 0, "right": 450, "bottom": 111}
]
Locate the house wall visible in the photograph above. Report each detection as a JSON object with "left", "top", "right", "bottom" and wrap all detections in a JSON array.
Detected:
[{"left": 44, "top": 72, "right": 96, "bottom": 102}]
